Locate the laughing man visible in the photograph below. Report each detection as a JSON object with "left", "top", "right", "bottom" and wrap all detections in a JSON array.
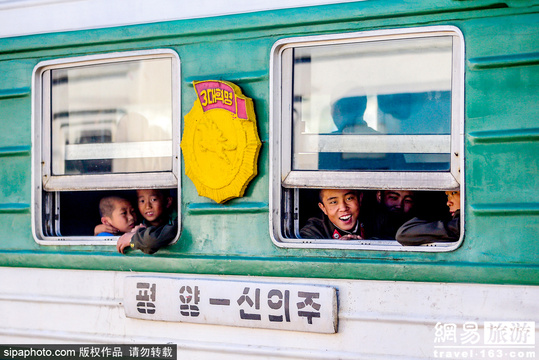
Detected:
[{"left": 300, "top": 189, "right": 364, "bottom": 240}]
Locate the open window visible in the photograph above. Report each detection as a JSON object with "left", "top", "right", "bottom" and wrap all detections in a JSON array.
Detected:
[
  {"left": 270, "top": 26, "right": 464, "bottom": 251},
  {"left": 32, "top": 50, "right": 180, "bottom": 245}
]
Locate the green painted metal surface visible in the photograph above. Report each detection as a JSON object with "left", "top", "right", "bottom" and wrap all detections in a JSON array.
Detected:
[{"left": 0, "top": 1, "right": 537, "bottom": 285}]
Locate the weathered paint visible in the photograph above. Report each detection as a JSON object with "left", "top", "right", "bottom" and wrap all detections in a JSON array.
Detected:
[
  {"left": 0, "top": 2, "right": 537, "bottom": 357},
  {"left": 0, "top": 2, "right": 538, "bottom": 284}
]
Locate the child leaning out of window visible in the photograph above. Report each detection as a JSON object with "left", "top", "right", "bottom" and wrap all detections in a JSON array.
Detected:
[{"left": 95, "top": 189, "right": 178, "bottom": 254}]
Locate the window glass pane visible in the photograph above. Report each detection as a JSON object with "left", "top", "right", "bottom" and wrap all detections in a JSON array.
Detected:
[
  {"left": 51, "top": 58, "right": 173, "bottom": 175},
  {"left": 291, "top": 36, "right": 452, "bottom": 172}
]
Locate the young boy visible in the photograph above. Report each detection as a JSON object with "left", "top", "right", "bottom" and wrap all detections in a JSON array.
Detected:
[
  {"left": 116, "top": 189, "right": 178, "bottom": 254},
  {"left": 96, "top": 196, "right": 138, "bottom": 236},
  {"left": 396, "top": 191, "right": 460, "bottom": 245}
]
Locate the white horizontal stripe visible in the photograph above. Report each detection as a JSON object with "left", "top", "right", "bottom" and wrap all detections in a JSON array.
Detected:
[
  {"left": 283, "top": 170, "right": 459, "bottom": 191},
  {"left": 0, "top": 0, "right": 364, "bottom": 38},
  {"left": 296, "top": 134, "right": 450, "bottom": 154},
  {"left": 64, "top": 140, "right": 172, "bottom": 160},
  {"left": 0, "top": 293, "right": 119, "bottom": 306},
  {"left": 42, "top": 171, "right": 177, "bottom": 191}
]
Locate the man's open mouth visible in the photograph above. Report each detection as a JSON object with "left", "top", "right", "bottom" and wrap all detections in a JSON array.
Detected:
[{"left": 339, "top": 215, "right": 352, "bottom": 221}]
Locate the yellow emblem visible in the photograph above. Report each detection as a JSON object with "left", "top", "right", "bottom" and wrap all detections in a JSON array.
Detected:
[{"left": 181, "top": 80, "right": 261, "bottom": 204}]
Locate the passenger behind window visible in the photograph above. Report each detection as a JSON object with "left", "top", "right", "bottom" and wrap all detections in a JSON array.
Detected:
[
  {"left": 96, "top": 196, "right": 138, "bottom": 236},
  {"left": 318, "top": 95, "right": 406, "bottom": 171},
  {"left": 362, "top": 190, "right": 416, "bottom": 239},
  {"left": 331, "top": 95, "right": 373, "bottom": 134},
  {"left": 319, "top": 96, "right": 374, "bottom": 171},
  {"left": 300, "top": 189, "right": 364, "bottom": 240},
  {"left": 396, "top": 191, "right": 460, "bottom": 246},
  {"left": 116, "top": 189, "right": 178, "bottom": 254}
]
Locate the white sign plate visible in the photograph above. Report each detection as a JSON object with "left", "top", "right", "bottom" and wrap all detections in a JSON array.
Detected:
[{"left": 124, "top": 276, "right": 338, "bottom": 333}]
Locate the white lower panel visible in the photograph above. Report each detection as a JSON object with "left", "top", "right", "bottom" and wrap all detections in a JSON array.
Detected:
[{"left": 0, "top": 267, "right": 537, "bottom": 359}]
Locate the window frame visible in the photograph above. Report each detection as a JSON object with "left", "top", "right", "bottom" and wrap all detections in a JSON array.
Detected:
[
  {"left": 31, "top": 49, "right": 181, "bottom": 245},
  {"left": 269, "top": 26, "right": 465, "bottom": 251}
]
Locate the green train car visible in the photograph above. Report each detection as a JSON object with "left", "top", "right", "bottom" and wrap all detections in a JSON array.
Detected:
[{"left": 0, "top": 0, "right": 537, "bottom": 358}]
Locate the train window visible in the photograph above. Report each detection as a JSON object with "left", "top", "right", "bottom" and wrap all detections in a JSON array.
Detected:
[
  {"left": 270, "top": 26, "right": 464, "bottom": 251},
  {"left": 32, "top": 50, "right": 180, "bottom": 244}
]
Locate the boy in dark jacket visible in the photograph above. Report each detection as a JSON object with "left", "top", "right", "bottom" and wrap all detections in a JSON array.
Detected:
[
  {"left": 396, "top": 191, "right": 460, "bottom": 245},
  {"left": 117, "top": 189, "right": 177, "bottom": 254}
]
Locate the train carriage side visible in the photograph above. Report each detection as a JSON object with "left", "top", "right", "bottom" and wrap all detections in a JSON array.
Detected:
[{"left": 0, "top": 1, "right": 538, "bottom": 359}]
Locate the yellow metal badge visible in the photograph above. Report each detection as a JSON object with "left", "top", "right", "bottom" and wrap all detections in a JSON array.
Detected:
[{"left": 181, "top": 80, "right": 261, "bottom": 204}]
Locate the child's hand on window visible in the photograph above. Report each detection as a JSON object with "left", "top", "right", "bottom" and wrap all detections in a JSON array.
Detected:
[
  {"left": 116, "top": 224, "right": 146, "bottom": 254},
  {"left": 117, "top": 232, "right": 133, "bottom": 254},
  {"left": 340, "top": 234, "right": 363, "bottom": 240}
]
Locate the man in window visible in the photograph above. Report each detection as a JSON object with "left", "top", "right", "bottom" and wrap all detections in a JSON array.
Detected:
[
  {"left": 363, "top": 190, "right": 416, "bottom": 239},
  {"left": 300, "top": 189, "right": 364, "bottom": 240}
]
